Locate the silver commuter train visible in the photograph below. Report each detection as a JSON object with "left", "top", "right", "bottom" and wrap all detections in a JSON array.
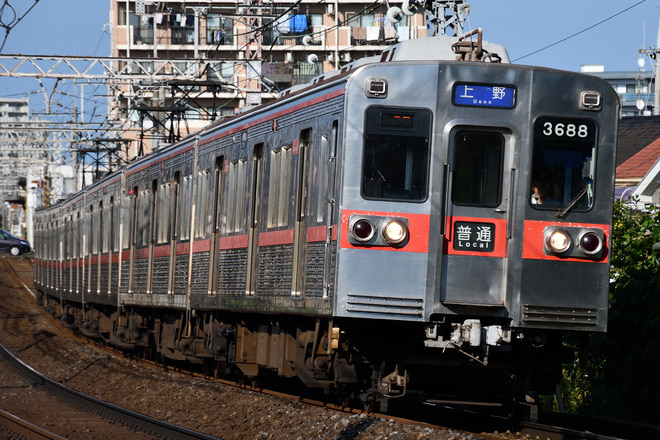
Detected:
[{"left": 33, "top": 34, "right": 618, "bottom": 413}]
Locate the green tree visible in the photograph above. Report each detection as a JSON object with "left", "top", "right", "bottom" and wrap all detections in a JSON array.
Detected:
[{"left": 561, "top": 200, "right": 660, "bottom": 423}]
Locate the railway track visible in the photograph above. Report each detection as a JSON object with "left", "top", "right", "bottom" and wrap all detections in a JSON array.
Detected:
[
  {"left": 0, "top": 323, "right": 222, "bottom": 439},
  {"left": 0, "top": 409, "right": 67, "bottom": 440}
]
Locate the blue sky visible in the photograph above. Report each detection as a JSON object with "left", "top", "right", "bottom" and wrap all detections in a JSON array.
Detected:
[{"left": 0, "top": 0, "right": 658, "bottom": 104}]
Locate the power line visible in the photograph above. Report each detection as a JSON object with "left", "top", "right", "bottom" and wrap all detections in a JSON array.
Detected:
[
  {"left": 0, "top": 0, "right": 41, "bottom": 53},
  {"left": 512, "top": 0, "right": 646, "bottom": 63}
]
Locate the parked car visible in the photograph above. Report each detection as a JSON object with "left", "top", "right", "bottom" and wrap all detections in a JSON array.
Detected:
[{"left": 0, "top": 229, "right": 31, "bottom": 255}]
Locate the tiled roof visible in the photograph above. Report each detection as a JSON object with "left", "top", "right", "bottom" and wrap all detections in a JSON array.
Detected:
[
  {"left": 616, "top": 136, "right": 660, "bottom": 179},
  {"left": 616, "top": 116, "right": 660, "bottom": 166}
]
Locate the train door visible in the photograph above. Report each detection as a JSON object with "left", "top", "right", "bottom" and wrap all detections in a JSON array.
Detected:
[
  {"left": 64, "top": 215, "right": 71, "bottom": 293},
  {"left": 127, "top": 187, "right": 139, "bottom": 295},
  {"left": 292, "top": 129, "right": 312, "bottom": 297},
  {"left": 87, "top": 204, "right": 94, "bottom": 295},
  {"left": 97, "top": 200, "right": 103, "bottom": 294},
  {"left": 146, "top": 180, "right": 158, "bottom": 294},
  {"left": 208, "top": 157, "right": 224, "bottom": 295},
  {"left": 246, "top": 143, "right": 264, "bottom": 296},
  {"left": 108, "top": 197, "right": 114, "bottom": 294},
  {"left": 441, "top": 128, "right": 512, "bottom": 306},
  {"left": 75, "top": 211, "right": 81, "bottom": 295},
  {"left": 168, "top": 172, "right": 180, "bottom": 295}
]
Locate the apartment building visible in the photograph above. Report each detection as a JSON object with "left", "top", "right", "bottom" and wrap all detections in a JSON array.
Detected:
[{"left": 110, "top": 0, "right": 426, "bottom": 154}]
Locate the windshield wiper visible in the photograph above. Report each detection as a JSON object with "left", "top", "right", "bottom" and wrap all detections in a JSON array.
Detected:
[{"left": 555, "top": 187, "right": 588, "bottom": 219}]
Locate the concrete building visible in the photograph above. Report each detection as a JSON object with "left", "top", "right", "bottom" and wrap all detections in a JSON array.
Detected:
[
  {"left": 582, "top": 65, "right": 656, "bottom": 117},
  {"left": 109, "top": 0, "right": 426, "bottom": 155},
  {"left": 0, "top": 97, "right": 77, "bottom": 242}
]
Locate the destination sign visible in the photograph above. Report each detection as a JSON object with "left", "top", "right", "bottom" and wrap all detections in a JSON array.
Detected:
[{"left": 453, "top": 83, "right": 516, "bottom": 108}]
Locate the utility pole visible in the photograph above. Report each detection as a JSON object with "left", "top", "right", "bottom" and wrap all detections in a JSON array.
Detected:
[{"left": 639, "top": 12, "right": 660, "bottom": 115}]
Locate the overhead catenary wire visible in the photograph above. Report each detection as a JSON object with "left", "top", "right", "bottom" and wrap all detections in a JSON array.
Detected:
[{"left": 0, "top": 0, "right": 41, "bottom": 53}]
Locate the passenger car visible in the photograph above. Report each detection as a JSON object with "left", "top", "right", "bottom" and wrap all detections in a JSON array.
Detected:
[{"left": 0, "top": 229, "right": 31, "bottom": 255}]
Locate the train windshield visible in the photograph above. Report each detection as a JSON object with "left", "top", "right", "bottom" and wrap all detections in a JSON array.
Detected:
[
  {"left": 451, "top": 131, "right": 504, "bottom": 207},
  {"left": 361, "top": 107, "right": 432, "bottom": 202},
  {"left": 531, "top": 117, "right": 597, "bottom": 211}
]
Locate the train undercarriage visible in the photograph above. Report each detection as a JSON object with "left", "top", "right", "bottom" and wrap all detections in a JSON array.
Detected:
[{"left": 41, "top": 294, "right": 563, "bottom": 418}]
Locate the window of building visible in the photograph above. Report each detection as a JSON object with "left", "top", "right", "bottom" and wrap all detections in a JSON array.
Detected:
[
  {"left": 129, "top": 13, "right": 154, "bottom": 44},
  {"left": 206, "top": 14, "right": 234, "bottom": 45}
]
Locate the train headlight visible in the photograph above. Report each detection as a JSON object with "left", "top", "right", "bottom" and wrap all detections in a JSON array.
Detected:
[
  {"left": 577, "top": 231, "right": 603, "bottom": 256},
  {"left": 351, "top": 218, "right": 376, "bottom": 242},
  {"left": 382, "top": 219, "right": 408, "bottom": 247},
  {"left": 545, "top": 228, "right": 571, "bottom": 255}
]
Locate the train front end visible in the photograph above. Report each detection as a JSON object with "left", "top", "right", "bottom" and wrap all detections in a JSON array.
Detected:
[{"left": 333, "top": 37, "right": 619, "bottom": 409}]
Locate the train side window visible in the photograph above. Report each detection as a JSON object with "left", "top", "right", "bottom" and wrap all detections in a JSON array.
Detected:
[
  {"left": 122, "top": 192, "right": 135, "bottom": 250},
  {"left": 194, "top": 170, "right": 210, "bottom": 238},
  {"left": 531, "top": 117, "right": 597, "bottom": 210},
  {"left": 267, "top": 145, "right": 292, "bottom": 227},
  {"left": 74, "top": 212, "right": 80, "bottom": 259},
  {"left": 179, "top": 176, "right": 192, "bottom": 240},
  {"left": 77, "top": 211, "right": 83, "bottom": 258},
  {"left": 112, "top": 198, "right": 120, "bottom": 253},
  {"left": 101, "top": 201, "right": 109, "bottom": 253},
  {"left": 137, "top": 190, "right": 152, "bottom": 247},
  {"left": 90, "top": 205, "right": 98, "bottom": 254},
  {"left": 316, "top": 134, "right": 329, "bottom": 222},
  {"left": 452, "top": 131, "right": 504, "bottom": 207},
  {"left": 361, "top": 107, "right": 431, "bottom": 202},
  {"left": 227, "top": 159, "right": 248, "bottom": 233},
  {"left": 157, "top": 183, "right": 172, "bottom": 244}
]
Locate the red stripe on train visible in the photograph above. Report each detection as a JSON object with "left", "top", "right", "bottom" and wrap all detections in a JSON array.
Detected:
[{"left": 522, "top": 220, "right": 610, "bottom": 263}]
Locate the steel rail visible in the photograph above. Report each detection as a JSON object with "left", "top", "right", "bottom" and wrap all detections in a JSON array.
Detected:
[
  {"left": 0, "top": 409, "right": 68, "bottom": 440},
  {"left": 521, "top": 421, "right": 625, "bottom": 440},
  {"left": 1, "top": 257, "right": 37, "bottom": 300},
  {"left": 0, "top": 339, "right": 223, "bottom": 440}
]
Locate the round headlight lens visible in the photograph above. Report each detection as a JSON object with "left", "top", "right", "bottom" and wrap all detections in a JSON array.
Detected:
[
  {"left": 382, "top": 219, "right": 408, "bottom": 246},
  {"left": 546, "top": 229, "right": 571, "bottom": 255},
  {"left": 352, "top": 219, "right": 375, "bottom": 242},
  {"left": 578, "top": 231, "right": 603, "bottom": 256}
]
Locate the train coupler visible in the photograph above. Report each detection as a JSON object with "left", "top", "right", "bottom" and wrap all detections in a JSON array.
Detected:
[
  {"left": 377, "top": 364, "right": 408, "bottom": 397},
  {"left": 424, "top": 320, "right": 512, "bottom": 349}
]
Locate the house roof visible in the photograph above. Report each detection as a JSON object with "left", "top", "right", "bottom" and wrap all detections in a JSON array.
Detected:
[
  {"left": 616, "top": 136, "right": 660, "bottom": 181},
  {"left": 616, "top": 115, "right": 660, "bottom": 167}
]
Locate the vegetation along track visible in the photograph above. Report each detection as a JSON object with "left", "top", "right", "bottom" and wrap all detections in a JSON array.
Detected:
[{"left": 2, "top": 256, "right": 657, "bottom": 440}]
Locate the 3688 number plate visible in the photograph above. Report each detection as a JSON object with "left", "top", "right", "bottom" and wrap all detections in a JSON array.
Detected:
[{"left": 534, "top": 117, "right": 596, "bottom": 143}]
